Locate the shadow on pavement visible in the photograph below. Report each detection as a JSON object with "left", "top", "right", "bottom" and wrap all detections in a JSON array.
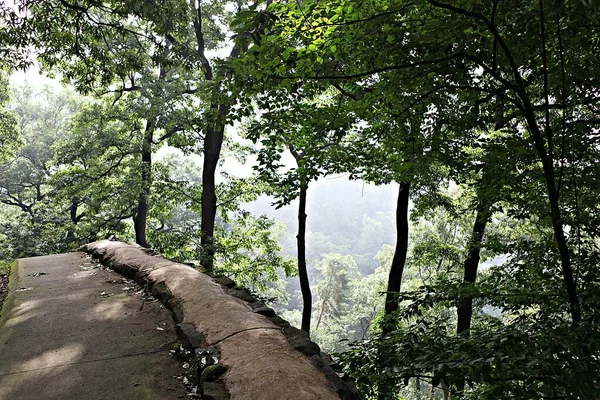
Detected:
[{"left": 0, "top": 253, "right": 186, "bottom": 400}]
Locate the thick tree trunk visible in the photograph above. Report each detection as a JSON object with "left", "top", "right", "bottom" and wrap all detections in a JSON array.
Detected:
[
  {"left": 456, "top": 203, "right": 490, "bottom": 335},
  {"left": 297, "top": 180, "right": 312, "bottom": 334},
  {"left": 134, "top": 124, "right": 153, "bottom": 248},
  {"left": 200, "top": 105, "right": 226, "bottom": 271},
  {"left": 383, "top": 181, "right": 411, "bottom": 317}
]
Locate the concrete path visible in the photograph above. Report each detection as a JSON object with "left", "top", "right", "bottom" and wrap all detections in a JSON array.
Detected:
[{"left": 0, "top": 253, "right": 186, "bottom": 400}]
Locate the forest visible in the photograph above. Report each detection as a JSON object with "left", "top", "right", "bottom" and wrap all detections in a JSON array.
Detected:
[{"left": 1, "top": 0, "right": 599, "bottom": 398}]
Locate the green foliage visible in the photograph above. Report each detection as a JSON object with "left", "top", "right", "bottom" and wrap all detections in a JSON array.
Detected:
[
  {"left": 0, "top": 82, "right": 88, "bottom": 256},
  {"left": 145, "top": 151, "right": 296, "bottom": 294},
  {"left": 0, "top": 259, "right": 11, "bottom": 275},
  {"left": 2, "top": 1, "right": 600, "bottom": 399},
  {"left": 229, "top": 0, "right": 600, "bottom": 397},
  {"left": 216, "top": 211, "right": 296, "bottom": 290},
  {"left": 340, "top": 313, "right": 600, "bottom": 399},
  {"left": 0, "top": 72, "right": 20, "bottom": 162}
]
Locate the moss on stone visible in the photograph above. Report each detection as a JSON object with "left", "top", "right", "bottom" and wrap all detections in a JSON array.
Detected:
[{"left": 0, "top": 260, "right": 19, "bottom": 326}]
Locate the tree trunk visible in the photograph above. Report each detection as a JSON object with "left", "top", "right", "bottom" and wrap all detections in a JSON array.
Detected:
[
  {"left": 190, "top": 1, "right": 239, "bottom": 271},
  {"left": 453, "top": 200, "right": 490, "bottom": 397},
  {"left": 383, "top": 181, "right": 411, "bottom": 318},
  {"left": 378, "top": 180, "right": 410, "bottom": 400},
  {"left": 289, "top": 144, "right": 312, "bottom": 334},
  {"left": 522, "top": 107, "right": 581, "bottom": 324},
  {"left": 132, "top": 65, "right": 167, "bottom": 249},
  {"left": 200, "top": 105, "right": 226, "bottom": 271},
  {"left": 297, "top": 180, "right": 312, "bottom": 334},
  {"left": 134, "top": 123, "right": 153, "bottom": 248},
  {"left": 456, "top": 202, "right": 490, "bottom": 335}
]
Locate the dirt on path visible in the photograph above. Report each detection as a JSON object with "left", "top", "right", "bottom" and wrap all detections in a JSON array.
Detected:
[
  {"left": 0, "top": 252, "right": 186, "bottom": 400},
  {"left": 0, "top": 272, "right": 8, "bottom": 312}
]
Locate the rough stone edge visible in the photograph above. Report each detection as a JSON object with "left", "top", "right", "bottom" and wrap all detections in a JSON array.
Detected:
[
  {"left": 0, "top": 260, "right": 20, "bottom": 327},
  {"left": 80, "top": 242, "right": 360, "bottom": 400}
]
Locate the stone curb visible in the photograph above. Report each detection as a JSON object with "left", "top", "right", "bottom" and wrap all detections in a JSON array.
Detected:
[{"left": 81, "top": 240, "right": 360, "bottom": 400}]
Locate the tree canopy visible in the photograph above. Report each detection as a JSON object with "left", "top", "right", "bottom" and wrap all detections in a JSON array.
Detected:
[{"left": 2, "top": 0, "right": 600, "bottom": 398}]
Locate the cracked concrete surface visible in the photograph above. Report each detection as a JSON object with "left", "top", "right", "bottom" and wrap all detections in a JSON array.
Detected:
[
  {"left": 85, "top": 240, "right": 345, "bottom": 400},
  {"left": 0, "top": 253, "right": 186, "bottom": 400}
]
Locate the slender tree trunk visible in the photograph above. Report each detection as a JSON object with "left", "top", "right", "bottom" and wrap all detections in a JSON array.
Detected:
[
  {"left": 529, "top": 4, "right": 580, "bottom": 322},
  {"left": 453, "top": 200, "right": 490, "bottom": 397},
  {"left": 289, "top": 144, "right": 312, "bottom": 334},
  {"left": 456, "top": 202, "right": 490, "bottom": 335},
  {"left": 522, "top": 108, "right": 581, "bottom": 324},
  {"left": 132, "top": 65, "right": 167, "bottom": 249},
  {"left": 503, "top": 17, "right": 581, "bottom": 322},
  {"left": 297, "top": 180, "right": 312, "bottom": 334},
  {"left": 134, "top": 123, "right": 153, "bottom": 248},
  {"left": 378, "top": 180, "right": 410, "bottom": 400},
  {"left": 190, "top": 1, "right": 239, "bottom": 271},
  {"left": 200, "top": 105, "right": 226, "bottom": 271},
  {"left": 383, "top": 181, "right": 411, "bottom": 318}
]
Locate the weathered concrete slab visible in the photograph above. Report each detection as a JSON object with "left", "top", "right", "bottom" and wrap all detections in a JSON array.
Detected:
[
  {"left": 0, "top": 253, "right": 186, "bottom": 400},
  {"left": 83, "top": 240, "right": 358, "bottom": 400},
  {"left": 0, "top": 352, "right": 184, "bottom": 400}
]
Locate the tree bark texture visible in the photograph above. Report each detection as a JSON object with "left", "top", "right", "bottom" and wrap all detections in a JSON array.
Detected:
[
  {"left": 133, "top": 123, "right": 153, "bottom": 248},
  {"left": 453, "top": 202, "right": 490, "bottom": 397},
  {"left": 200, "top": 105, "right": 226, "bottom": 271},
  {"left": 191, "top": 1, "right": 240, "bottom": 271},
  {"left": 297, "top": 180, "right": 312, "bottom": 334},
  {"left": 132, "top": 65, "right": 168, "bottom": 249},
  {"left": 378, "top": 181, "right": 410, "bottom": 400},
  {"left": 384, "top": 181, "right": 411, "bottom": 317},
  {"left": 456, "top": 203, "right": 490, "bottom": 335},
  {"left": 522, "top": 106, "right": 581, "bottom": 325}
]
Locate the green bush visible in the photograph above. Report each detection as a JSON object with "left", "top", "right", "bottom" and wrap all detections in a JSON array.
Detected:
[{"left": 0, "top": 260, "right": 12, "bottom": 275}]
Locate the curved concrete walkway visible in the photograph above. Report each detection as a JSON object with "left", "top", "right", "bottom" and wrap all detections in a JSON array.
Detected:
[{"left": 0, "top": 253, "right": 186, "bottom": 400}]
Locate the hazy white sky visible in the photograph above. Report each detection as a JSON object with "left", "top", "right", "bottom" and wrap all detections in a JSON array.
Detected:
[{"left": 10, "top": 63, "right": 64, "bottom": 91}]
